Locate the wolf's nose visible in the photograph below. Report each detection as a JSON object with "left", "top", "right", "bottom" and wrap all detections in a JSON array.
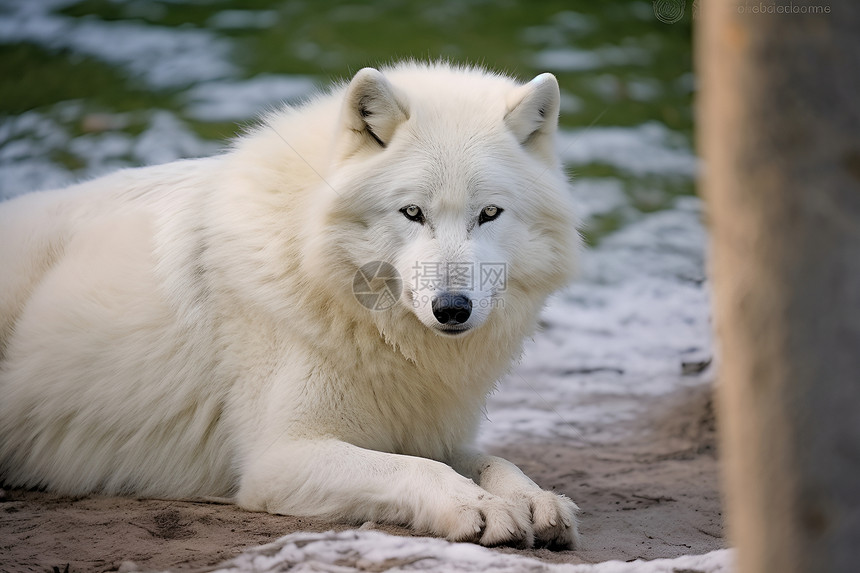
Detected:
[{"left": 431, "top": 294, "right": 472, "bottom": 325}]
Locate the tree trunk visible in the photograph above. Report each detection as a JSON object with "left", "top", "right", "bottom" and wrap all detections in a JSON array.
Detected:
[{"left": 698, "top": 1, "right": 860, "bottom": 572}]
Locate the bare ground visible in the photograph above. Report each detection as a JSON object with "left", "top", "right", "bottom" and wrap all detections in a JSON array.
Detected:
[{"left": 0, "top": 385, "right": 723, "bottom": 572}]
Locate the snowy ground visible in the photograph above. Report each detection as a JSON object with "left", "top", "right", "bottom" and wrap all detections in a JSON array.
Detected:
[{"left": 210, "top": 531, "right": 731, "bottom": 573}]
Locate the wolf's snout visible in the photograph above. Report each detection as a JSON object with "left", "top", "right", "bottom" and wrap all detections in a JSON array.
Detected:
[{"left": 431, "top": 293, "right": 472, "bottom": 325}]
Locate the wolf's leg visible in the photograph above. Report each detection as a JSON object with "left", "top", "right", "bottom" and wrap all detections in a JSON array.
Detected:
[
  {"left": 236, "top": 439, "right": 534, "bottom": 547},
  {"left": 449, "top": 449, "right": 580, "bottom": 549}
]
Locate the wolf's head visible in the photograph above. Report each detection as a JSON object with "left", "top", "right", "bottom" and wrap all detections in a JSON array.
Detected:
[{"left": 309, "top": 63, "right": 580, "bottom": 339}]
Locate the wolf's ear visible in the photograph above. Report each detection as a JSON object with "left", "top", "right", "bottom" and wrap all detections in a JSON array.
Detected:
[
  {"left": 505, "top": 73, "right": 560, "bottom": 147},
  {"left": 340, "top": 68, "right": 409, "bottom": 150}
]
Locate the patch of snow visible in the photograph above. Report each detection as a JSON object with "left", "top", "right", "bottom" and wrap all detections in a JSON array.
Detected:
[
  {"left": 558, "top": 122, "right": 698, "bottom": 178},
  {"left": 569, "top": 178, "right": 630, "bottom": 220},
  {"left": 0, "top": 108, "right": 70, "bottom": 152},
  {"left": 552, "top": 11, "right": 597, "bottom": 34},
  {"left": 0, "top": 110, "right": 75, "bottom": 199},
  {"left": 0, "top": 161, "right": 72, "bottom": 201},
  {"left": 0, "top": 2, "right": 236, "bottom": 89},
  {"left": 534, "top": 45, "right": 649, "bottom": 72},
  {"left": 68, "top": 132, "right": 135, "bottom": 169},
  {"left": 521, "top": 11, "right": 595, "bottom": 46},
  {"left": 587, "top": 74, "right": 625, "bottom": 101},
  {"left": 534, "top": 49, "right": 602, "bottom": 72},
  {"left": 0, "top": 107, "right": 218, "bottom": 199},
  {"left": 628, "top": 78, "right": 662, "bottom": 102},
  {"left": 206, "top": 10, "right": 278, "bottom": 30},
  {"left": 585, "top": 197, "right": 706, "bottom": 284},
  {"left": 521, "top": 25, "right": 571, "bottom": 47},
  {"left": 560, "top": 90, "right": 585, "bottom": 114},
  {"left": 184, "top": 75, "right": 319, "bottom": 122},
  {"left": 132, "top": 111, "right": 220, "bottom": 166},
  {"left": 481, "top": 197, "right": 711, "bottom": 446},
  {"left": 211, "top": 530, "right": 733, "bottom": 573}
]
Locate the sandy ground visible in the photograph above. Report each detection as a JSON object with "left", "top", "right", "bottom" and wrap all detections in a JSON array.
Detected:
[{"left": 0, "top": 384, "right": 722, "bottom": 573}]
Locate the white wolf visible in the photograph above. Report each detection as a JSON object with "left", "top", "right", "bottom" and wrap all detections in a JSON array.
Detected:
[{"left": 0, "top": 62, "right": 581, "bottom": 548}]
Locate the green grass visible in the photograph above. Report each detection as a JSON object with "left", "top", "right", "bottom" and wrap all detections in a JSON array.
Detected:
[{"left": 0, "top": 44, "right": 169, "bottom": 115}]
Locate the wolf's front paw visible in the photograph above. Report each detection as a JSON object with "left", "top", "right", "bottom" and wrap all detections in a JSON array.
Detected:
[
  {"left": 528, "top": 490, "right": 580, "bottom": 549},
  {"left": 431, "top": 492, "right": 534, "bottom": 547}
]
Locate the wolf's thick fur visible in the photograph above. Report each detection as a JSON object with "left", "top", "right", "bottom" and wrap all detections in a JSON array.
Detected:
[{"left": 0, "top": 63, "right": 581, "bottom": 548}]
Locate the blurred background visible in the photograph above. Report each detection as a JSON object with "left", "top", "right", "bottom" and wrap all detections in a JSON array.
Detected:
[{"left": 0, "top": 0, "right": 697, "bottom": 248}]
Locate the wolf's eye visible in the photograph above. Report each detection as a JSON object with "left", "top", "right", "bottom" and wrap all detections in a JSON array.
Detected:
[
  {"left": 478, "top": 205, "right": 503, "bottom": 225},
  {"left": 400, "top": 205, "right": 425, "bottom": 224}
]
